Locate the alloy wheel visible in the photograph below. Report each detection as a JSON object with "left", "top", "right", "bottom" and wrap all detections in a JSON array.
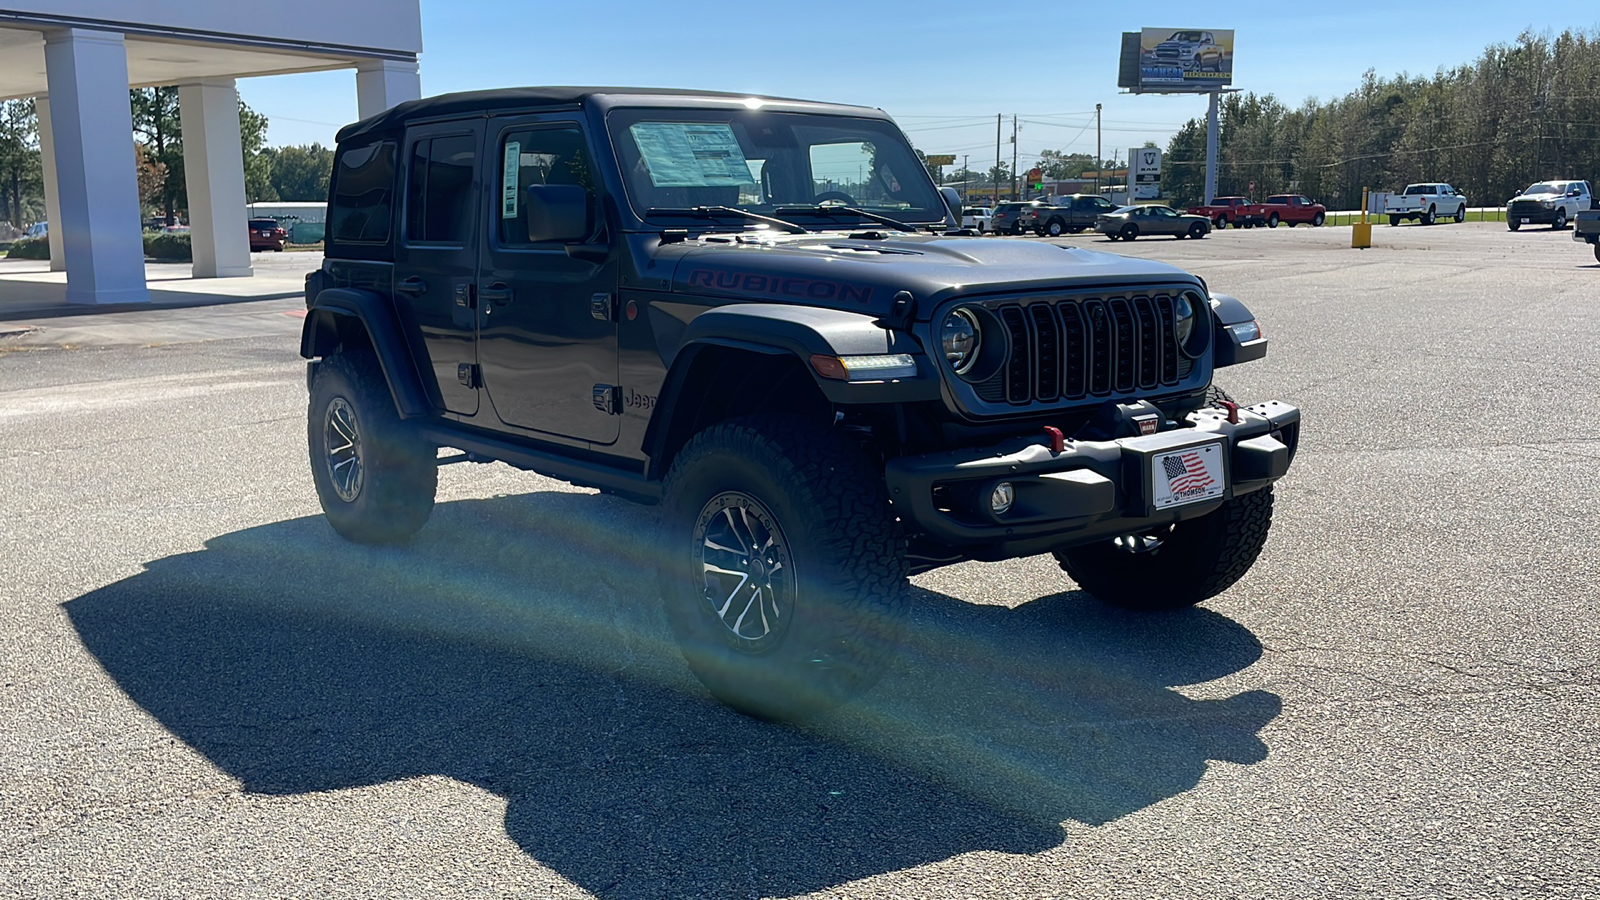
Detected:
[
  {"left": 323, "top": 396, "right": 363, "bottom": 502},
  {"left": 694, "top": 491, "right": 795, "bottom": 652}
]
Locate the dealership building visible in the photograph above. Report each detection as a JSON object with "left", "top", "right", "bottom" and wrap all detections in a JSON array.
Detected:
[{"left": 0, "top": 2, "right": 421, "bottom": 304}]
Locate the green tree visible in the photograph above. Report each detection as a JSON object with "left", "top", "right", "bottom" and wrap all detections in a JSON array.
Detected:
[
  {"left": 131, "top": 87, "right": 273, "bottom": 221},
  {"left": 0, "top": 99, "right": 42, "bottom": 228},
  {"left": 264, "top": 144, "right": 335, "bottom": 201}
]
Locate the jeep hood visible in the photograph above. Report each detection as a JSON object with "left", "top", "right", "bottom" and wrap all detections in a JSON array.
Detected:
[{"left": 660, "top": 234, "right": 1202, "bottom": 320}]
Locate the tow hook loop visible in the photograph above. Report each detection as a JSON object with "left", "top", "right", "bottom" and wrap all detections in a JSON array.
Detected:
[
  {"left": 1043, "top": 425, "right": 1065, "bottom": 453},
  {"left": 1220, "top": 400, "right": 1240, "bottom": 424}
]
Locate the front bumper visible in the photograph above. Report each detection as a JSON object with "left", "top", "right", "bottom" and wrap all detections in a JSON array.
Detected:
[
  {"left": 885, "top": 400, "right": 1300, "bottom": 556},
  {"left": 1510, "top": 205, "right": 1562, "bottom": 224}
]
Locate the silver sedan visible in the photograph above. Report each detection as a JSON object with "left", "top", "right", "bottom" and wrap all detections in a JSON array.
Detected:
[{"left": 1095, "top": 204, "right": 1212, "bottom": 241}]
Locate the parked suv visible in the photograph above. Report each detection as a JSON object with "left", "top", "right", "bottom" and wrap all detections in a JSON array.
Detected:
[
  {"left": 1506, "top": 180, "right": 1593, "bottom": 231},
  {"left": 301, "top": 87, "right": 1300, "bottom": 720},
  {"left": 248, "top": 218, "right": 287, "bottom": 251},
  {"left": 990, "top": 201, "right": 1044, "bottom": 235}
]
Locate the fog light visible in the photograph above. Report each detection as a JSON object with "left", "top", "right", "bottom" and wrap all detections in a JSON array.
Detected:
[{"left": 990, "top": 482, "right": 1015, "bottom": 515}]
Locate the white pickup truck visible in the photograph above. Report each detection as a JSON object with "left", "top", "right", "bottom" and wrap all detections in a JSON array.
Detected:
[{"left": 1385, "top": 183, "right": 1468, "bottom": 225}]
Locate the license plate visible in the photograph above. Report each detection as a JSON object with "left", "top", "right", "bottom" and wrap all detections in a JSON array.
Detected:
[
  {"left": 1150, "top": 441, "right": 1227, "bottom": 510},
  {"left": 1521, "top": 218, "right": 1530, "bottom": 224}
]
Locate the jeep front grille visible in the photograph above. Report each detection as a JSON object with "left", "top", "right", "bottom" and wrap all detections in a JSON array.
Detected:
[{"left": 971, "top": 292, "right": 1191, "bottom": 405}]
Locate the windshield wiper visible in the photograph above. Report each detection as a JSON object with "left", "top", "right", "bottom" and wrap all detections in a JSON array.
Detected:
[
  {"left": 774, "top": 205, "right": 919, "bottom": 233},
  {"left": 645, "top": 206, "right": 810, "bottom": 235}
]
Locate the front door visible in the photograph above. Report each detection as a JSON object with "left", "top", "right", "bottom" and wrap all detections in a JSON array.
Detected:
[
  {"left": 393, "top": 120, "right": 484, "bottom": 416},
  {"left": 476, "top": 115, "right": 620, "bottom": 444}
]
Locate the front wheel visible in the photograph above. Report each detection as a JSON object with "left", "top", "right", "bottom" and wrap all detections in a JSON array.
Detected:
[
  {"left": 1188, "top": 222, "right": 1207, "bottom": 239},
  {"left": 1056, "top": 486, "right": 1275, "bottom": 610},
  {"left": 1508, "top": 218, "right": 1521, "bottom": 232},
  {"left": 1593, "top": 243, "right": 1600, "bottom": 264},
  {"left": 307, "top": 348, "right": 437, "bottom": 544},
  {"left": 1454, "top": 205, "right": 1466, "bottom": 224},
  {"left": 1312, "top": 211, "right": 1325, "bottom": 227},
  {"left": 1553, "top": 209, "right": 1567, "bottom": 230},
  {"left": 659, "top": 416, "right": 910, "bottom": 720}
]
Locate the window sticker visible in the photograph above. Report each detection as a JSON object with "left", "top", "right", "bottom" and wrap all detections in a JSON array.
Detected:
[
  {"left": 501, "top": 141, "right": 521, "bottom": 219},
  {"left": 629, "top": 123, "right": 754, "bottom": 188}
]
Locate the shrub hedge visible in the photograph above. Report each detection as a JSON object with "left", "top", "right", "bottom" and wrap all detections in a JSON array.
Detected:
[
  {"left": 6, "top": 237, "right": 49, "bottom": 259},
  {"left": 143, "top": 232, "right": 192, "bottom": 261}
]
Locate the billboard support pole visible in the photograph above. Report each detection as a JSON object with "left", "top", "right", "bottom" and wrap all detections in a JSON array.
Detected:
[{"left": 1204, "top": 90, "right": 1220, "bottom": 206}]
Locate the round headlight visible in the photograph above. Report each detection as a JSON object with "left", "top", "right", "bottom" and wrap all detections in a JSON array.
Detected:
[
  {"left": 941, "top": 308, "right": 980, "bottom": 373},
  {"left": 1173, "top": 293, "right": 1197, "bottom": 347}
]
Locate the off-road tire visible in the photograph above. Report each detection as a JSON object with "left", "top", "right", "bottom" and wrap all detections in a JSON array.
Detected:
[
  {"left": 1053, "top": 386, "right": 1274, "bottom": 611},
  {"left": 308, "top": 349, "right": 437, "bottom": 544},
  {"left": 658, "top": 415, "right": 910, "bottom": 720}
]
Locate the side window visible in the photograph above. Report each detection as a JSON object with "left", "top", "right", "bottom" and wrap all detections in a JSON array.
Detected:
[
  {"left": 405, "top": 134, "right": 476, "bottom": 244},
  {"left": 328, "top": 140, "right": 397, "bottom": 244},
  {"left": 497, "top": 126, "right": 595, "bottom": 246}
]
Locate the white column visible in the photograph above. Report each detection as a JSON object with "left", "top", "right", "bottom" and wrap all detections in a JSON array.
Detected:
[
  {"left": 179, "top": 78, "right": 252, "bottom": 278},
  {"left": 355, "top": 59, "right": 421, "bottom": 119},
  {"left": 42, "top": 28, "right": 148, "bottom": 305},
  {"left": 34, "top": 96, "right": 65, "bottom": 272}
]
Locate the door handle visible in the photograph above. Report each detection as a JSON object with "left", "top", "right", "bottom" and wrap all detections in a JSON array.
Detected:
[
  {"left": 480, "top": 283, "right": 514, "bottom": 306},
  {"left": 395, "top": 276, "right": 427, "bottom": 297}
]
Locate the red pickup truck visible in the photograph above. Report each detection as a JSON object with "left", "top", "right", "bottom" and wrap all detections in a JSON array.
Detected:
[
  {"left": 1186, "top": 196, "right": 1265, "bottom": 229},
  {"left": 1260, "top": 194, "right": 1327, "bottom": 227}
]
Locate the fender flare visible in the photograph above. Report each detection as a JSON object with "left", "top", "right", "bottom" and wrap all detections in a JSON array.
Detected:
[
  {"left": 300, "top": 287, "right": 432, "bottom": 418},
  {"left": 1209, "top": 292, "right": 1269, "bottom": 368},
  {"left": 641, "top": 303, "right": 939, "bottom": 466}
]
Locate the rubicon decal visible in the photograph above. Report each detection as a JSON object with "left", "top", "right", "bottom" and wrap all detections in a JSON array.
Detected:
[{"left": 687, "top": 270, "right": 872, "bottom": 305}]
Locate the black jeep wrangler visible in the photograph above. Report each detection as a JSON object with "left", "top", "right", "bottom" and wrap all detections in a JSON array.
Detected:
[{"left": 301, "top": 88, "right": 1300, "bottom": 720}]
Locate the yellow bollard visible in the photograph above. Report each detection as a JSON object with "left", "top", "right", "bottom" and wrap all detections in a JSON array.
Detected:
[{"left": 1351, "top": 187, "right": 1372, "bottom": 248}]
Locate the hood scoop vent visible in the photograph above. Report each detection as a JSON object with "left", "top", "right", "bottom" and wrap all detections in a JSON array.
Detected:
[{"left": 820, "top": 243, "right": 922, "bottom": 256}]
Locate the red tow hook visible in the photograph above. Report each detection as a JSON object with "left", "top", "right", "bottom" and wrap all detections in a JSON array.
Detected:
[
  {"left": 1043, "top": 425, "right": 1065, "bottom": 453},
  {"left": 1219, "top": 400, "right": 1240, "bottom": 424}
]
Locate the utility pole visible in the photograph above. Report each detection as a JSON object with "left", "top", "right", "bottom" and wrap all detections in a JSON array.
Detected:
[
  {"left": 1011, "top": 115, "right": 1018, "bottom": 201},
  {"left": 994, "top": 114, "right": 1001, "bottom": 205},
  {"left": 1096, "top": 103, "right": 1103, "bottom": 195},
  {"left": 1204, "top": 91, "right": 1220, "bottom": 205}
]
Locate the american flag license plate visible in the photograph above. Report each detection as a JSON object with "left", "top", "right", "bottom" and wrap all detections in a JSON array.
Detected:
[{"left": 1151, "top": 442, "right": 1227, "bottom": 510}]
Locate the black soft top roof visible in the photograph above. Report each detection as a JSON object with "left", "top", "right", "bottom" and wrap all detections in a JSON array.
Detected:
[{"left": 335, "top": 86, "right": 881, "bottom": 143}]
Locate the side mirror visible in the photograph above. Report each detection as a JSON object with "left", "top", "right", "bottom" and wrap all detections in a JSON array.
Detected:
[
  {"left": 524, "top": 184, "right": 590, "bottom": 243},
  {"left": 940, "top": 187, "right": 962, "bottom": 223}
]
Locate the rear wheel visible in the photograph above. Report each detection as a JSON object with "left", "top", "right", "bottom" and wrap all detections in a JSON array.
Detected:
[
  {"left": 1267, "top": 213, "right": 1280, "bottom": 228},
  {"left": 1594, "top": 243, "right": 1600, "bottom": 264},
  {"left": 1046, "top": 218, "right": 1065, "bottom": 237},
  {"left": 1389, "top": 214, "right": 1403, "bottom": 226},
  {"left": 659, "top": 416, "right": 910, "bottom": 720},
  {"left": 1121, "top": 224, "right": 1139, "bottom": 241},
  {"left": 307, "top": 348, "right": 437, "bottom": 544},
  {"left": 1422, "top": 205, "right": 1436, "bottom": 226},
  {"left": 1214, "top": 216, "right": 1228, "bottom": 229}
]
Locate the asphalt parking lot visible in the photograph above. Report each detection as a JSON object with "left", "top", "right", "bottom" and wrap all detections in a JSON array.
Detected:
[{"left": 2, "top": 222, "right": 1597, "bottom": 898}]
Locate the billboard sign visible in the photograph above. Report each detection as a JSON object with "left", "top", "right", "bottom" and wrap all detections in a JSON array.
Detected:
[
  {"left": 1125, "top": 28, "right": 1234, "bottom": 92},
  {"left": 1130, "top": 147, "right": 1162, "bottom": 184}
]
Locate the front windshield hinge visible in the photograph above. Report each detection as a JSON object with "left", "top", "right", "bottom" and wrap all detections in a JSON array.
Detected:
[{"left": 659, "top": 229, "right": 689, "bottom": 244}]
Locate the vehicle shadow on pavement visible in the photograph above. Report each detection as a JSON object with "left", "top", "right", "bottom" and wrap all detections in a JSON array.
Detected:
[{"left": 64, "top": 491, "right": 1279, "bottom": 898}]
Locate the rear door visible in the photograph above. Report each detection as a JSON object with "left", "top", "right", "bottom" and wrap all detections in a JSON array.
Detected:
[
  {"left": 393, "top": 120, "right": 484, "bottom": 416},
  {"left": 475, "top": 114, "right": 620, "bottom": 444}
]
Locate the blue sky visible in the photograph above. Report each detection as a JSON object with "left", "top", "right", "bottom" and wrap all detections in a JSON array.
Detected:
[{"left": 238, "top": 1, "right": 1600, "bottom": 171}]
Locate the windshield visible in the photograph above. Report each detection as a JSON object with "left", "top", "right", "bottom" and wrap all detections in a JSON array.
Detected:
[
  {"left": 607, "top": 107, "right": 945, "bottom": 228},
  {"left": 1525, "top": 182, "right": 1561, "bottom": 195},
  {"left": 1168, "top": 32, "right": 1206, "bottom": 42}
]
